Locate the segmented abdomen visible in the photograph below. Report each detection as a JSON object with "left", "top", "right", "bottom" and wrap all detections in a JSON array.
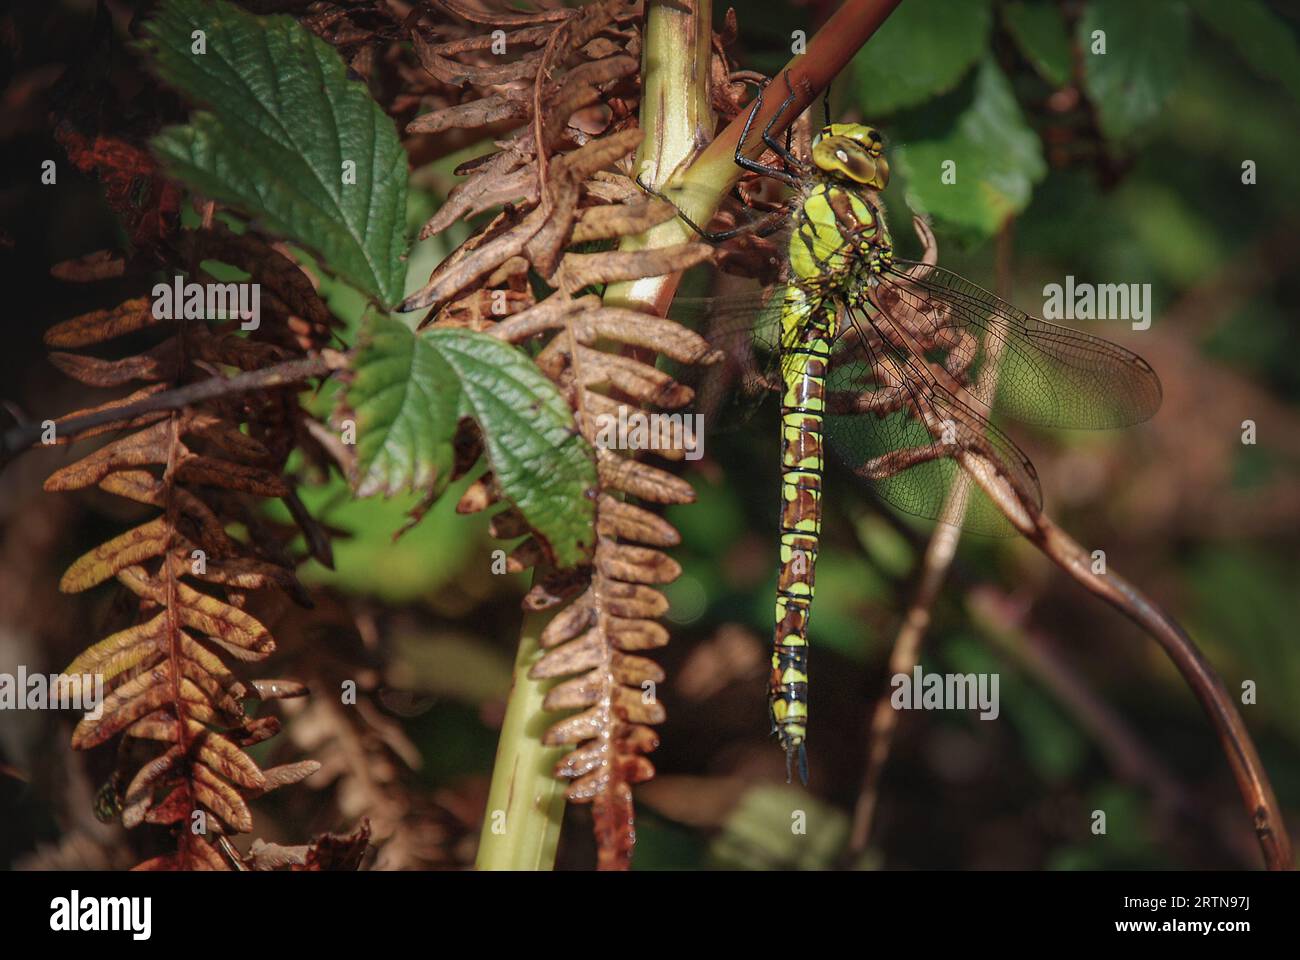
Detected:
[{"left": 770, "top": 292, "right": 836, "bottom": 784}]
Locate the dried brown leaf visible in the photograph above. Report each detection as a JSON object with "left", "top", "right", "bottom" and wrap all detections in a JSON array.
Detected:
[
  {"left": 59, "top": 518, "right": 171, "bottom": 592},
  {"left": 44, "top": 297, "right": 160, "bottom": 348},
  {"left": 552, "top": 240, "right": 712, "bottom": 290}
]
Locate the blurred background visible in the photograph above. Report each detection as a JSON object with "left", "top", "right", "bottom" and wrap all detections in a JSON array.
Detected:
[{"left": 2, "top": 0, "right": 1298, "bottom": 869}]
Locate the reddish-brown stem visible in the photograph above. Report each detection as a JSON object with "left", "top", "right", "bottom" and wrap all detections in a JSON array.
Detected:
[
  {"left": 961, "top": 447, "right": 1293, "bottom": 871},
  {"left": 1026, "top": 512, "right": 1293, "bottom": 870},
  {"left": 632, "top": 0, "right": 904, "bottom": 319},
  {"left": 703, "top": 0, "right": 901, "bottom": 167},
  {"left": 2, "top": 353, "right": 341, "bottom": 460}
]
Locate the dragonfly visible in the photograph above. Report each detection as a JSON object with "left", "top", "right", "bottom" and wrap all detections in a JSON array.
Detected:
[{"left": 642, "top": 76, "right": 1163, "bottom": 783}]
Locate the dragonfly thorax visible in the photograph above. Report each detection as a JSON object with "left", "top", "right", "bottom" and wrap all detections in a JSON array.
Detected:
[
  {"left": 788, "top": 178, "right": 893, "bottom": 287},
  {"left": 786, "top": 124, "right": 894, "bottom": 286}
]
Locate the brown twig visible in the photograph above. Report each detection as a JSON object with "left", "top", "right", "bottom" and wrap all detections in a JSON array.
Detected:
[
  {"left": 1030, "top": 513, "right": 1291, "bottom": 869},
  {"left": 971, "top": 588, "right": 1271, "bottom": 866},
  {"left": 960, "top": 448, "right": 1294, "bottom": 870},
  {"left": 848, "top": 498, "right": 965, "bottom": 854},
  {"left": 690, "top": 0, "right": 905, "bottom": 175},
  {"left": 2, "top": 353, "right": 342, "bottom": 460}
]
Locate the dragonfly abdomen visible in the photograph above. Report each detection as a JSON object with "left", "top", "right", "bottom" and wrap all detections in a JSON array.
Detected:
[{"left": 771, "top": 298, "right": 835, "bottom": 784}]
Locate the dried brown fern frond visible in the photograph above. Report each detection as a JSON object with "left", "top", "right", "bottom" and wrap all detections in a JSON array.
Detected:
[
  {"left": 486, "top": 282, "right": 711, "bottom": 869},
  {"left": 283, "top": 646, "right": 467, "bottom": 870},
  {"left": 402, "top": 0, "right": 737, "bottom": 868},
  {"left": 43, "top": 225, "right": 340, "bottom": 869},
  {"left": 247, "top": 819, "right": 373, "bottom": 871},
  {"left": 238, "top": 590, "right": 470, "bottom": 870},
  {"left": 401, "top": 0, "right": 644, "bottom": 313},
  {"left": 295, "top": 0, "right": 419, "bottom": 109}
]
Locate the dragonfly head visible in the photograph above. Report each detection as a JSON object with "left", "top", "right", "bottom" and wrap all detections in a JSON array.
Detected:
[{"left": 811, "top": 123, "right": 890, "bottom": 190}]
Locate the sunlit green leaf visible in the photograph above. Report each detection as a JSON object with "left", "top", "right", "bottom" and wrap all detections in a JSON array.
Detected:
[
  {"left": 346, "top": 316, "right": 596, "bottom": 568},
  {"left": 1079, "top": 0, "right": 1190, "bottom": 144},
  {"left": 851, "top": 0, "right": 992, "bottom": 115},
  {"left": 265, "top": 471, "right": 499, "bottom": 603},
  {"left": 144, "top": 0, "right": 409, "bottom": 306},
  {"left": 895, "top": 59, "right": 1047, "bottom": 241}
]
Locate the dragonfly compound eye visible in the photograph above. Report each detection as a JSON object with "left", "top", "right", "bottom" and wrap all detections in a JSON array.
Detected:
[{"left": 812, "top": 135, "right": 889, "bottom": 189}]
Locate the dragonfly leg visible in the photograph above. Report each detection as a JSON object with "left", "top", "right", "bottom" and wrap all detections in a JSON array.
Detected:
[
  {"left": 735, "top": 76, "right": 802, "bottom": 186},
  {"left": 633, "top": 173, "right": 735, "bottom": 241},
  {"left": 758, "top": 72, "right": 806, "bottom": 172},
  {"left": 634, "top": 172, "right": 794, "bottom": 242},
  {"left": 854, "top": 443, "right": 948, "bottom": 481}
]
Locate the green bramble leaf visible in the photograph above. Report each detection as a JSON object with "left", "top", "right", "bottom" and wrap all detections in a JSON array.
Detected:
[
  {"left": 144, "top": 0, "right": 408, "bottom": 306},
  {"left": 851, "top": 0, "right": 992, "bottom": 116},
  {"left": 347, "top": 316, "right": 597, "bottom": 569},
  {"left": 895, "top": 59, "right": 1047, "bottom": 242}
]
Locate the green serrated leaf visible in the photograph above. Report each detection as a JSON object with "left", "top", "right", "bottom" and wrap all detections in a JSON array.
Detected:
[
  {"left": 347, "top": 316, "right": 596, "bottom": 568},
  {"left": 851, "top": 0, "right": 992, "bottom": 116},
  {"left": 895, "top": 59, "right": 1047, "bottom": 242},
  {"left": 349, "top": 316, "right": 459, "bottom": 499},
  {"left": 1003, "top": 1, "right": 1072, "bottom": 87},
  {"left": 1080, "top": 0, "right": 1190, "bottom": 145},
  {"left": 144, "top": 0, "right": 408, "bottom": 306},
  {"left": 1187, "top": 0, "right": 1300, "bottom": 106}
]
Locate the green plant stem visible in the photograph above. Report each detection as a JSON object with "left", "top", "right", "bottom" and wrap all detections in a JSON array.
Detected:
[
  {"left": 475, "top": 607, "right": 569, "bottom": 870},
  {"left": 605, "top": 0, "right": 715, "bottom": 313}
]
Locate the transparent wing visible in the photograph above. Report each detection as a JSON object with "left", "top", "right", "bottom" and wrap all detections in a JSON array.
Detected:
[
  {"left": 667, "top": 283, "right": 1045, "bottom": 537},
  {"left": 878, "top": 262, "right": 1163, "bottom": 429},
  {"left": 660, "top": 259, "right": 1158, "bottom": 534},
  {"left": 664, "top": 285, "right": 820, "bottom": 430},
  {"left": 634, "top": 175, "right": 799, "bottom": 428},
  {"left": 822, "top": 304, "right": 1043, "bottom": 537}
]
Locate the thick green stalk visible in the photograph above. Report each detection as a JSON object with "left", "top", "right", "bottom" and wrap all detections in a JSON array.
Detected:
[
  {"left": 606, "top": 0, "right": 715, "bottom": 312},
  {"left": 475, "top": 608, "right": 568, "bottom": 870}
]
